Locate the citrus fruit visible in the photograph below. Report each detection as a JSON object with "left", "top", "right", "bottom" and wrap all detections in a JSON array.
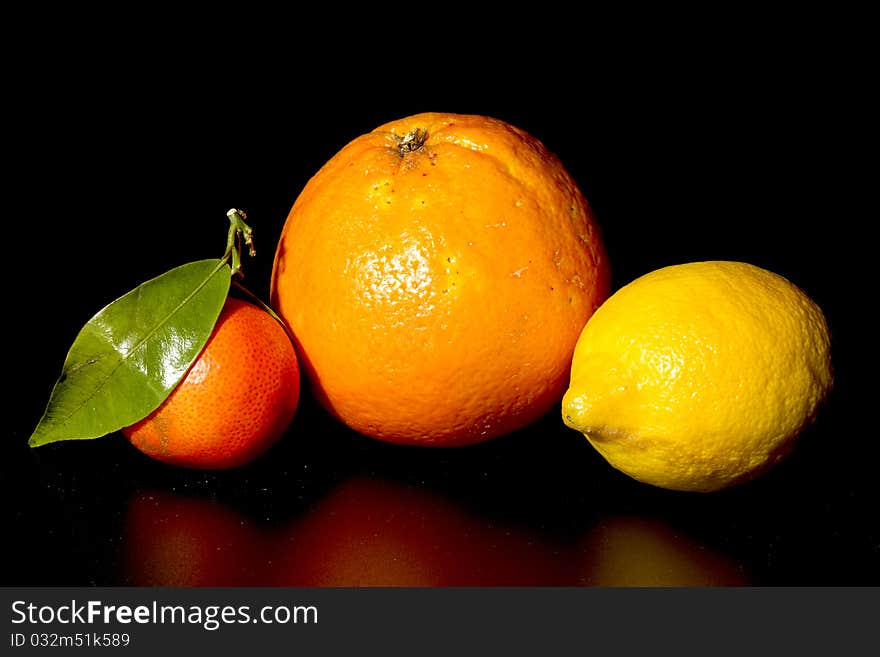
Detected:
[
  {"left": 123, "top": 297, "right": 300, "bottom": 469},
  {"left": 271, "top": 112, "right": 611, "bottom": 446},
  {"left": 562, "top": 261, "right": 832, "bottom": 492}
]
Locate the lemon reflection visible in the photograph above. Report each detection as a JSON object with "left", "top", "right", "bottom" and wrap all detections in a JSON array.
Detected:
[{"left": 577, "top": 516, "right": 751, "bottom": 586}]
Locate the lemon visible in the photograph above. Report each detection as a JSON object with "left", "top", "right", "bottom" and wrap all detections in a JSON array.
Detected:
[{"left": 562, "top": 261, "right": 832, "bottom": 492}]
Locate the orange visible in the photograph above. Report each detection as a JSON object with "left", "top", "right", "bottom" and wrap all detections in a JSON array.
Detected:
[
  {"left": 271, "top": 112, "right": 610, "bottom": 445},
  {"left": 123, "top": 297, "right": 300, "bottom": 469}
]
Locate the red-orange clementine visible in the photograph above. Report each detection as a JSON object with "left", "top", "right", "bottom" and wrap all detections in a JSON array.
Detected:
[
  {"left": 271, "top": 112, "right": 610, "bottom": 446},
  {"left": 123, "top": 297, "right": 300, "bottom": 469}
]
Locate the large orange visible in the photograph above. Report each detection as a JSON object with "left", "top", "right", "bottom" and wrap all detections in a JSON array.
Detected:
[
  {"left": 123, "top": 297, "right": 300, "bottom": 469},
  {"left": 271, "top": 112, "right": 610, "bottom": 446}
]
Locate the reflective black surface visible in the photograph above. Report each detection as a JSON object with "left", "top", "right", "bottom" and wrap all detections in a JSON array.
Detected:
[
  {"left": 5, "top": 377, "right": 876, "bottom": 586},
  {"left": 5, "top": 40, "right": 874, "bottom": 586}
]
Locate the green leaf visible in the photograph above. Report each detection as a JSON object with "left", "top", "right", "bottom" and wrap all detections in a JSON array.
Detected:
[{"left": 29, "top": 259, "right": 232, "bottom": 447}]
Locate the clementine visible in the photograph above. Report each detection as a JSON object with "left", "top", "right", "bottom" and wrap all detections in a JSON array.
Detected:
[
  {"left": 123, "top": 297, "right": 300, "bottom": 469},
  {"left": 271, "top": 112, "right": 610, "bottom": 445}
]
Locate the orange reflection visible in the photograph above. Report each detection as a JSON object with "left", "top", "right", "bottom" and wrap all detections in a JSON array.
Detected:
[
  {"left": 576, "top": 516, "right": 751, "bottom": 586},
  {"left": 267, "top": 476, "right": 572, "bottom": 586},
  {"left": 123, "top": 491, "right": 268, "bottom": 586}
]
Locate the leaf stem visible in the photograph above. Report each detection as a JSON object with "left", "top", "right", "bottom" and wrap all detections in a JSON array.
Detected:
[
  {"left": 224, "top": 208, "right": 255, "bottom": 277},
  {"left": 222, "top": 210, "right": 295, "bottom": 345}
]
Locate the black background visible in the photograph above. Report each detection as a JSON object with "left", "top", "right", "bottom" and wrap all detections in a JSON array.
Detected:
[{"left": 4, "top": 14, "right": 874, "bottom": 587}]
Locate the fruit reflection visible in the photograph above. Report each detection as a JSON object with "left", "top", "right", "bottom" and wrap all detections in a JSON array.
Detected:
[
  {"left": 268, "top": 476, "right": 572, "bottom": 586},
  {"left": 122, "top": 482, "right": 751, "bottom": 587},
  {"left": 123, "top": 490, "right": 267, "bottom": 586},
  {"left": 576, "top": 516, "right": 751, "bottom": 586}
]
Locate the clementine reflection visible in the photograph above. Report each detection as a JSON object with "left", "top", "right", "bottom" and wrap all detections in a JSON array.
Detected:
[
  {"left": 576, "top": 516, "right": 751, "bottom": 586},
  {"left": 123, "top": 490, "right": 267, "bottom": 586}
]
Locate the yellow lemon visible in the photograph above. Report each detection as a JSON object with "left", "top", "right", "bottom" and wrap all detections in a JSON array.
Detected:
[{"left": 562, "top": 261, "right": 832, "bottom": 492}]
